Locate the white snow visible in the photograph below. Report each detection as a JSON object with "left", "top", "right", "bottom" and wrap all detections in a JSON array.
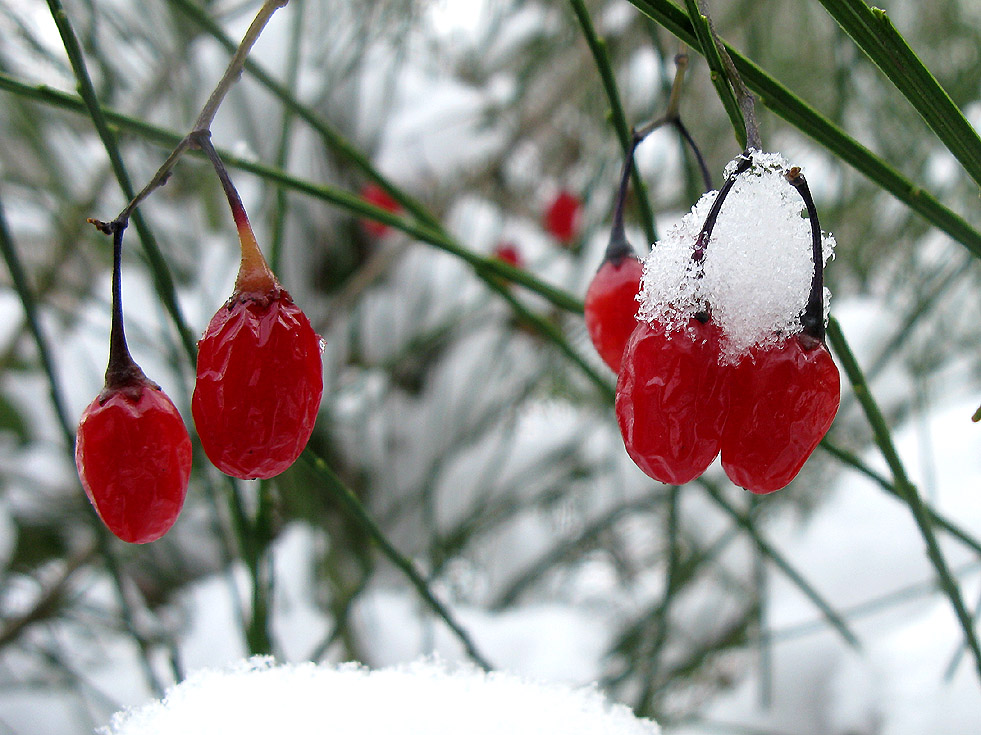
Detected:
[
  {"left": 638, "top": 150, "right": 836, "bottom": 360},
  {"left": 101, "top": 657, "right": 659, "bottom": 735}
]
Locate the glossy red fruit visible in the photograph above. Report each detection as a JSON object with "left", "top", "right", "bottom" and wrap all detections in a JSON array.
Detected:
[
  {"left": 544, "top": 189, "right": 581, "bottom": 245},
  {"left": 192, "top": 288, "right": 323, "bottom": 480},
  {"left": 616, "top": 316, "right": 729, "bottom": 485},
  {"left": 359, "top": 183, "right": 400, "bottom": 237},
  {"left": 584, "top": 254, "right": 643, "bottom": 372},
  {"left": 192, "top": 182, "right": 324, "bottom": 480},
  {"left": 721, "top": 333, "right": 840, "bottom": 494},
  {"left": 75, "top": 380, "right": 191, "bottom": 544}
]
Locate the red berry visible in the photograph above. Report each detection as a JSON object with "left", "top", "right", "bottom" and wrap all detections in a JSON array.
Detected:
[
  {"left": 584, "top": 254, "right": 643, "bottom": 372},
  {"left": 721, "top": 333, "right": 840, "bottom": 493},
  {"left": 616, "top": 317, "right": 729, "bottom": 485},
  {"left": 192, "top": 288, "right": 323, "bottom": 480},
  {"left": 359, "top": 183, "right": 401, "bottom": 237},
  {"left": 75, "top": 380, "right": 191, "bottom": 544},
  {"left": 192, "top": 171, "right": 324, "bottom": 480},
  {"left": 493, "top": 242, "right": 524, "bottom": 268},
  {"left": 544, "top": 189, "right": 581, "bottom": 244}
]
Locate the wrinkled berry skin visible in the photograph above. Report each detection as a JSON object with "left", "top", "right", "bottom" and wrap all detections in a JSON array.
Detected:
[
  {"left": 585, "top": 255, "right": 644, "bottom": 373},
  {"left": 721, "top": 334, "right": 840, "bottom": 494},
  {"left": 616, "top": 317, "right": 728, "bottom": 485},
  {"left": 75, "top": 383, "right": 191, "bottom": 544},
  {"left": 192, "top": 289, "right": 323, "bottom": 480}
]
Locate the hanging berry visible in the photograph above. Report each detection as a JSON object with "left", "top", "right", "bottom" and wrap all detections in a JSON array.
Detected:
[
  {"left": 75, "top": 224, "right": 191, "bottom": 543},
  {"left": 584, "top": 253, "right": 643, "bottom": 372},
  {"left": 615, "top": 156, "right": 748, "bottom": 484},
  {"left": 616, "top": 315, "right": 729, "bottom": 484},
  {"left": 492, "top": 242, "right": 524, "bottom": 269},
  {"left": 721, "top": 333, "right": 839, "bottom": 492},
  {"left": 719, "top": 168, "right": 840, "bottom": 493},
  {"left": 191, "top": 134, "right": 324, "bottom": 480},
  {"left": 359, "top": 183, "right": 401, "bottom": 237},
  {"left": 584, "top": 133, "right": 646, "bottom": 373},
  {"left": 544, "top": 189, "right": 581, "bottom": 245},
  {"left": 617, "top": 152, "right": 839, "bottom": 492}
]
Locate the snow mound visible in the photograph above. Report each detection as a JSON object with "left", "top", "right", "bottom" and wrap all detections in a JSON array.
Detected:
[
  {"left": 638, "top": 150, "right": 835, "bottom": 360},
  {"left": 101, "top": 657, "right": 659, "bottom": 735}
]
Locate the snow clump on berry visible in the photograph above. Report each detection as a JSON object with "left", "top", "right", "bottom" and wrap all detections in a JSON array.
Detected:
[{"left": 638, "top": 150, "right": 835, "bottom": 361}]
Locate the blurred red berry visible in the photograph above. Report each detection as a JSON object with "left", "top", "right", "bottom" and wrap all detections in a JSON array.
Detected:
[
  {"left": 545, "top": 189, "right": 581, "bottom": 244},
  {"left": 584, "top": 254, "right": 643, "bottom": 372},
  {"left": 360, "top": 183, "right": 401, "bottom": 237},
  {"left": 493, "top": 242, "right": 524, "bottom": 269}
]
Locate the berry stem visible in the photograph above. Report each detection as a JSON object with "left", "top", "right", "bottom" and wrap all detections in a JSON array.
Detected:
[
  {"left": 103, "top": 222, "right": 150, "bottom": 393},
  {"left": 193, "top": 131, "right": 279, "bottom": 296},
  {"left": 87, "top": 0, "right": 289, "bottom": 231},
  {"left": 672, "top": 117, "right": 713, "bottom": 191},
  {"left": 786, "top": 167, "right": 825, "bottom": 342},
  {"left": 691, "top": 0, "right": 762, "bottom": 151},
  {"left": 606, "top": 111, "right": 712, "bottom": 262},
  {"left": 691, "top": 152, "right": 752, "bottom": 267},
  {"left": 605, "top": 131, "right": 645, "bottom": 263}
]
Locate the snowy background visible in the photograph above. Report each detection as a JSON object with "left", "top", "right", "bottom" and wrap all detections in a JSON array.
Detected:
[{"left": 1, "top": 0, "right": 981, "bottom": 733}]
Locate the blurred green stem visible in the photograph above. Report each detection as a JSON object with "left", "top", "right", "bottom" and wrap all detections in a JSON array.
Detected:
[
  {"left": 301, "top": 451, "right": 494, "bottom": 671},
  {"left": 569, "top": 0, "right": 657, "bottom": 245},
  {"left": 702, "top": 481, "right": 860, "bottom": 649},
  {"left": 683, "top": 0, "right": 746, "bottom": 149},
  {"left": 0, "top": 197, "right": 73, "bottom": 444},
  {"left": 827, "top": 317, "right": 981, "bottom": 683},
  {"left": 816, "top": 0, "right": 981, "bottom": 190},
  {"left": 268, "top": 0, "right": 306, "bottom": 274}
]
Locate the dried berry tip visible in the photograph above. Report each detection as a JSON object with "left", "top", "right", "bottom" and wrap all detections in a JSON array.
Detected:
[{"left": 195, "top": 131, "right": 278, "bottom": 296}]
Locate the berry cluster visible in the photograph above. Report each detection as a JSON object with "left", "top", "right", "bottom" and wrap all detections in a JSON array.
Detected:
[
  {"left": 75, "top": 137, "right": 323, "bottom": 543},
  {"left": 586, "top": 149, "right": 840, "bottom": 494}
]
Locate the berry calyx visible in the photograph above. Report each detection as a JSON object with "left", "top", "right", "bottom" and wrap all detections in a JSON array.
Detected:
[
  {"left": 192, "top": 136, "right": 324, "bottom": 480},
  {"left": 616, "top": 316, "right": 728, "bottom": 485},
  {"left": 359, "top": 183, "right": 401, "bottom": 237},
  {"left": 721, "top": 333, "right": 839, "bottom": 493},
  {"left": 75, "top": 224, "right": 191, "bottom": 543},
  {"left": 544, "top": 189, "right": 581, "bottom": 245}
]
